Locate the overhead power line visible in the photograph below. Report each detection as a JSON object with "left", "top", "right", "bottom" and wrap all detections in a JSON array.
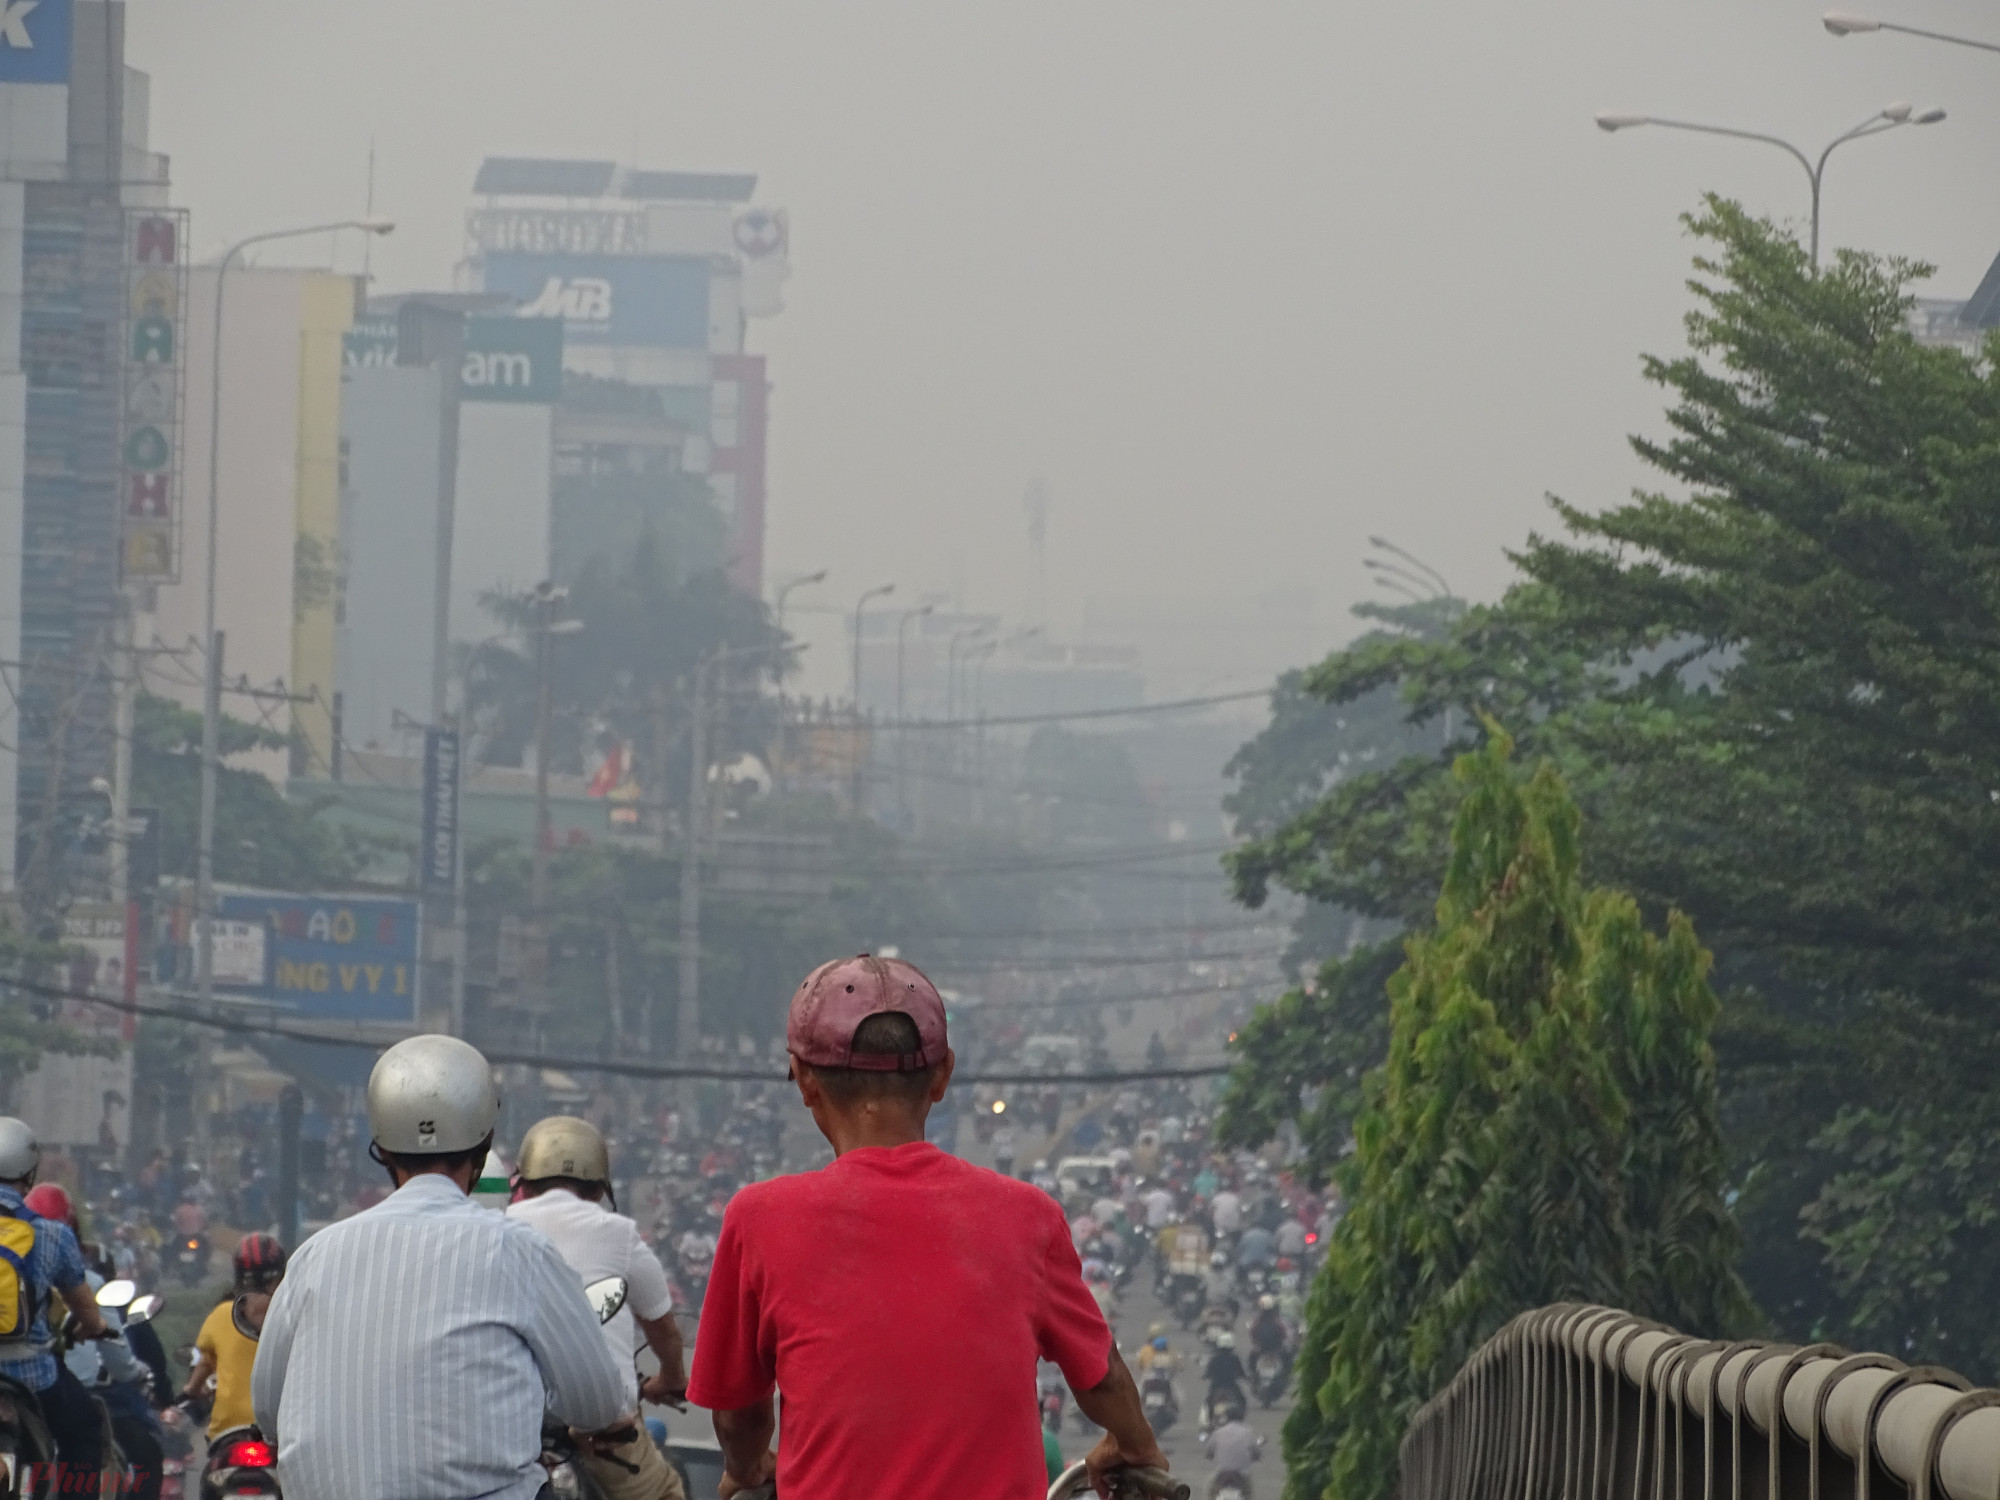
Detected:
[
  {"left": 2, "top": 975, "right": 1236, "bottom": 1084},
  {"left": 872, "top": 687, "right": 1269, "bottom": 732}
]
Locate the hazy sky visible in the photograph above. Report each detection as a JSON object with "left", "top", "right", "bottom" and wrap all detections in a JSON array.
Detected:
[{"left": 130, "top": 2, "right": 2000, "bottom": 700}]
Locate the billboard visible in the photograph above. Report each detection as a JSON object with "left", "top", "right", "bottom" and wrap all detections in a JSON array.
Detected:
[
  {"left": 0, "top": 0, "right": 71, "bottom": 84},
  {"left": 215, "top": 892, "right": 421, "bottom": 1022},
  {"left": 120, "top": 209, "right": 190, "bottom": 582},
  {"left": 343, "top": 314, "right": 560, "bottom": 403},
  {"left": 461, "top": 316, "right": 562, "bottom": 403},
  {"left": 483, "top": 252, "right": 709, "bottom": 350},
  {"left": 419, "top": 727, "right": 460, "bottom": 893}
]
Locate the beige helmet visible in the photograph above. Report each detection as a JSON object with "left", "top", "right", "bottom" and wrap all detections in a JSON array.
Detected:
[{"left": 517, "top": 1115, "right": 611, "bottom": 1188}]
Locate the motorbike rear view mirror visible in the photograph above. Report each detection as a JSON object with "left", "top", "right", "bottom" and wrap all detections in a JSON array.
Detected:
[
  {"left": 124, "top": 1294, "right": 163, "bottom": 1325},
  {"left": 583, "top": 1277, "right": 628, "bottom": 1326},
  {"left": 94, "top": 1279, "right": 136, "bottom": 1310}
]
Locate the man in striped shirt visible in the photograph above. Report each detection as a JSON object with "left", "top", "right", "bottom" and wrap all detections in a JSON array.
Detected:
[{"left": 252, "top": 1036, "right": 628, "bottom": 1500}]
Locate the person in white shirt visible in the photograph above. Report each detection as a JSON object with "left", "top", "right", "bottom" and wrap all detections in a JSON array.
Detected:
[
  {"left": 507, "top": 1115, "right": 689, "bottom": 1500},
  {"left": 1210, "top": 1188, "right": 1244, "bottom": 1239}
]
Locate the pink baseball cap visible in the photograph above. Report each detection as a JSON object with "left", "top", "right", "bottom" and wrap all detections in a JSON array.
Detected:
[{"left": 787, "top": 953, "right": 949, "bottom": 1071}]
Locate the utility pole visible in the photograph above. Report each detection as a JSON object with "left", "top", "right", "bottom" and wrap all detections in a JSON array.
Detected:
[
  {"left": 526, "top": 582, "right": 578, "bottom": 1006},
  {"left": 895, "top": 603, "right": 933, "bottom": 831},
  {"left": 108, "top": 596, "right": 134, "bottom": 913}
]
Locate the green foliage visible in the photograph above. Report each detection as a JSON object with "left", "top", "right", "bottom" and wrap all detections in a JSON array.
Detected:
[
  {"left": 1283, "top": 734, "right": 1747, "bottom": 1500},
  {"left": 1223, "top": 197, "right": 2000, "bottom": 1372},
  {"left": 132, "top": 693, "right": 364, "bottom": 891}
]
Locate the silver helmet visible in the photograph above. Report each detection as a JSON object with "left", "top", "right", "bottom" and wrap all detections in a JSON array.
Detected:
[
  {"left": 368, "top": 1035, "right": 499, "bottom": 1155},
  {"left": 517, "top": 1116, "right": 610, "bottom": 1187},
  {"left": 0, "top": 1118, "right": 36, "bottom": 1182}
]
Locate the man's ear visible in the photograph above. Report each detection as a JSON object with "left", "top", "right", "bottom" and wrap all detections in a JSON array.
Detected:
[
  {"left": 928, "top": 1049, "right": 956, "bottom": 1105},
  {"left": 790, "top": 1056, "right": 824, "bottom": 1108}
]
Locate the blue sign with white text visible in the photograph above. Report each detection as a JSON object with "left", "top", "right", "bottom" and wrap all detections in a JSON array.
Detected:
[
  {"left": 0, "top": 0, "right": 72, "bottom": 84},
  {"left": 482, "top": 252, "right": 710, "bottom": 350},
  {"left": 217, "top": 892, "right": 421, "bottom": 1022}
]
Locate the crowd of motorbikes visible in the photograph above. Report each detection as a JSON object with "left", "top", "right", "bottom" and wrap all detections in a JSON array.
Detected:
[{"left": 1002, "top": 1080, "right": 1331, "bottom": 1500}]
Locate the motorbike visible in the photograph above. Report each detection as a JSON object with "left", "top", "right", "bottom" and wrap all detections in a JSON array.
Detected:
[
  {"left": 1212, "top": 1471, "right": 1251, "bottom": 1500},
  {"left": 538, "top": 1278, "right": 632, "bottom": 1500},
  {"left": 1139, "top": 1370, "right": 1178, "bottom": 1435},
  {"left": 1199, "top": 1382, "right": 1247, "bottom": 1436},
  {"left": 1170, "top": 1276, "right": 1205, "bottom": 1329},
  {"left": 1251, "top": 1348, "right": 1289, "bottom": 1408},
  {"left": 174, "top": 1236, "right": 210, "bottom": 1289},
  {"left": 198, "top": 1295, "right": 280, "bottom": 1498},
  {"left": 0, "top": 1369, "right": 54, "bottom": 1497}
]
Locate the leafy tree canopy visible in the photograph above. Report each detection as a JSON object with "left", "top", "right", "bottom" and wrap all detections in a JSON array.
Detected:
[
  {"left": 1282, "top": 734, "right": 1746, "bottom": 1500},
  {"left": 1223, "top": 198, "right": 2000, "bottom": 1372}
]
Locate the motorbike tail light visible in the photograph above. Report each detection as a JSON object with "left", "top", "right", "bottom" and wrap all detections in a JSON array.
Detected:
[
  {"left": 186, "top": 1239, "right": 200, "bottom": 1250},
  {"left": 1305, "top": 1232, "right": 1318, "bottom": 1244},
  {"left": 224, "top": 1439, "right": 275, "bottom": 1468}
]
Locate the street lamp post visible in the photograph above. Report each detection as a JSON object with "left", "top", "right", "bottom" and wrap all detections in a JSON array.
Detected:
[
  {"left": 196, "top": 217, "right": 393, "bottom": 1006},
  {"left": 850, "top": 583, "right": 895, "bottom": 710},
  {"left": 774, "top": 568, "right": 827, "bottom": 647},
  {"left": 945, "top": 626, "right": 993, "bottom": 721},
  {"left": 1825, "top": 11, "right": 2000, "bottom": 54},
  {"left": 1594, "top": 103, "right": 1944, "bottom": 265},
  {"left": 894, "top": 604, "right": 934, "bottom": 832}
]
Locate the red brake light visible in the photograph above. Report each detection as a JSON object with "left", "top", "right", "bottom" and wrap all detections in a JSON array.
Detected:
[
  {"left": 1305, "top": 1232, "right": 1318, "bottom": 1244},
  {"left": 224, "top": 1440, "right": 275, "bottom": 1468}
]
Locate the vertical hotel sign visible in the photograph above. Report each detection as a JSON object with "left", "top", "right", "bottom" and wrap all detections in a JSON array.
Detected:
[{"left": 119, "top": 210, "right": 190, "bottom": 582}]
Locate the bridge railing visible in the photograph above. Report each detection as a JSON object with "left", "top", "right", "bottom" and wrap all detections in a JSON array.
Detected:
[{"left": 1401, "top": 1303, "right": 2000, "bottom": 1500}]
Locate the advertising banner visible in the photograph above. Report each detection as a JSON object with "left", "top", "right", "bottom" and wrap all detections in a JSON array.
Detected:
[
  {"left": 420, "top": 727, "right": 461, "bottom": 893},
  {"left": 483, "top": 252, "right": 709, "bottom": 350},
  {"left": 216, "top": 893, "right": 421, "bottom": 1023},
  {"left": 119, "top": 208, "right": 189, "bottom": 582},
  {"left": 460, "top": 316, "right": 562, "bottom": 403},
  {"left": 0, "top": 0, "right": 71, "bottom": 84}
]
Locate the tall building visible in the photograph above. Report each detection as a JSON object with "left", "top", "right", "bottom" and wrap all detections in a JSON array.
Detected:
[
  {"left": 0, "top": 0, "right": 175, "bottom": 886},
  {"left": 460, "top": 158, "right": 786, "bottom": 597}
]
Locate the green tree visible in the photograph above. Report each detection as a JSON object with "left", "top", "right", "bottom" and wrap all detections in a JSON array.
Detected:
[
  {"left": 1222, "top": 198, "right": 2000, "bottom": 1367},
  {"left": 132, "top": 692, "right": 364, "bottom": 891},
  {"left": 1284, "top": 733, "right": 1747, "bottom": 1500}
]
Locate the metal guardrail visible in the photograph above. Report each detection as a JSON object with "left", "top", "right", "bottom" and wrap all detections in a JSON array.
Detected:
[{"left": 1402, "top": 1304, "right": 2000, "bottom": 1500}]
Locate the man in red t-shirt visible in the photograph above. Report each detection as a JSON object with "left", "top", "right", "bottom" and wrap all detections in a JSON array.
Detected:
[{"left": 688, "top": 953, "right": 1167, "bottom": 1500}]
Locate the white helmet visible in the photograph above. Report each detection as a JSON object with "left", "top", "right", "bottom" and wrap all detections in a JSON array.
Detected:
[
  {"left": 368, "top": 1035, "right": 499, "bottom": 1155},
  {"left": 0, "top": 1119, "right": 36, "bottom": 1182},
  {"left": 1216, "top": 1331, "right": 1236, "bottom": 1349}
]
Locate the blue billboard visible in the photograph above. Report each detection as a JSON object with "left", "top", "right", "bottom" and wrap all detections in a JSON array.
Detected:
[
  {"left": 0, "top": 0, "right": 71, "bottom": 84},
  {"left": 217, "top": 892, "right": 420, "bottom": 1022},
  {"left": 482, "top": 252, "right": 710, "bottom": 350}
]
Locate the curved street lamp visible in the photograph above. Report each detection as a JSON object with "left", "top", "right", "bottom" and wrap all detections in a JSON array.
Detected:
[
  {"left": 850, "top": 583, "right": 895, "bottom": 709},
  {"left": 1825, "top": 11, "right": 2000, "bottom": 54},
  {"left": 1594, "top": 103, "right": 1944, "bottom": 266}
]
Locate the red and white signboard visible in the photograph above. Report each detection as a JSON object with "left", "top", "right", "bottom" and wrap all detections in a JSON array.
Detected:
[{"left": 120, "top": 209, "right": 190, "bottom": 582}]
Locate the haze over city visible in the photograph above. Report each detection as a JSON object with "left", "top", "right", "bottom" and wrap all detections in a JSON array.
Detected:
[{"left": 131, "top": 1, "right": 2000, "bottom": 698}]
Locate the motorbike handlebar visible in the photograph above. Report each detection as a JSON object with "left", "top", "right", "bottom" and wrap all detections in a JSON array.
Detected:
[{"left": 1047, "top": 1460, "right": 1190, "bottom": 1500}]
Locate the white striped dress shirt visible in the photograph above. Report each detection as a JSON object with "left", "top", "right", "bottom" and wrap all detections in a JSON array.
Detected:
[{"left": 251, "top": 1172, "right": 628, "bottom": 1500}]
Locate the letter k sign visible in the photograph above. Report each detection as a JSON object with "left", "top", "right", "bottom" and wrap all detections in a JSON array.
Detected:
[
  {"left": 0, "top": 0, "right": 68, "bottom": 83},
  {"left": 0, "top": 1, "right": 38, "bottom": 49}
]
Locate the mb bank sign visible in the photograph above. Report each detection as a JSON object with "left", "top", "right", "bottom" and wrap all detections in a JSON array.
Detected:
[{"left": 0, "top": 0, "right": 72, "bottom": 84}]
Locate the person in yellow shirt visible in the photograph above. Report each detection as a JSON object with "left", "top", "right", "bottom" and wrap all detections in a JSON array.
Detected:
[{"left": 184, "top": 1233, "right": 286, "bottom": 1441}]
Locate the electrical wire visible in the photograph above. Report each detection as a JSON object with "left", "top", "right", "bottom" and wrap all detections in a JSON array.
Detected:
[{"left": 0, "top": 973, "right": 1236, "bottom": 1083}]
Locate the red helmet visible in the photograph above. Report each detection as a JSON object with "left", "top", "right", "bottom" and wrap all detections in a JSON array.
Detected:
[
  {"left": 23, "top": 1184, "right": 73, "bottom": 1227},
  {"left": 232, "top": 1232, "right": 288, "bottom": 1288}
]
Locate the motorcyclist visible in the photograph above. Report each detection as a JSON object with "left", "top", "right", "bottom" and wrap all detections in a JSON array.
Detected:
[
  {"left": 251, "top": 1035, "right": 629, "bottom": 1500},
  {"left": 506, "top": 1115, "right": 689, "bottom": 1500},
  {"left": 1134, "top": 1326, "right": 1176, "bottom": 1376},
  {"left": 1202, "top": 1333, "right": 1248, "bottom": 1425},
  {"left": 186, "top": 1232, "right": 286, "bottom": 1444},
  {"left": 0, "top": 1119, "right": 116, "bottom": 1489},
  {"left": 1250, "top": 1295, "right": 1288, "bottom": 1354},
  {"left": 29, "top": 1182, "right": 164, "bottom": 1499},
  {"left": 1203, "top": 1413, "right": 1265, "bottom": 1499}
]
